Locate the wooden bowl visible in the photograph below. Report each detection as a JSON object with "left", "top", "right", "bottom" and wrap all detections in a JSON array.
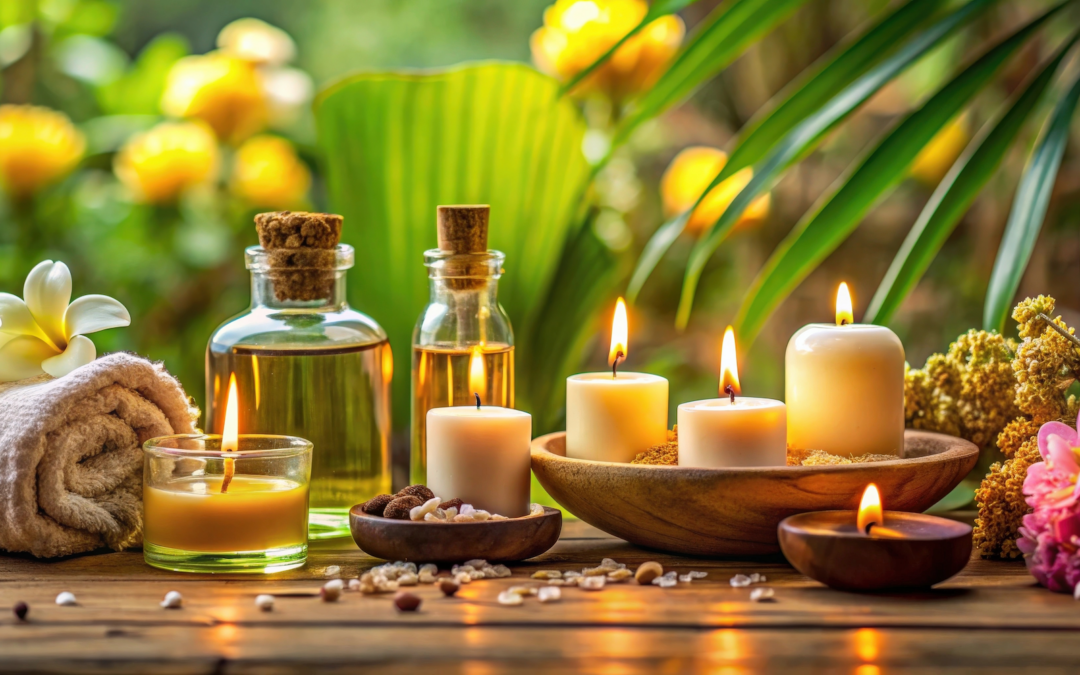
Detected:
[
  {"left": 530, "top": 430, "right": 978, "bottom": 556},
  {"left": 348, "top": 506, "right": 562, "bottom": 563}
]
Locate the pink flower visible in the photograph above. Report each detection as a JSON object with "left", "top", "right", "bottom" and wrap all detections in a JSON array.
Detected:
[{"left": 1019, "top": 409, "right": 1080, "bottom": 593}]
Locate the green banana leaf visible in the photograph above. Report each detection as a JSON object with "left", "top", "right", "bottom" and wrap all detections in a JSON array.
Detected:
[
  {"left": 732, "top": 2, "right": 1061, "bottom": 343},
  {"left": 867, "top": 36, "right": 1077, "bottom": 326},
  {"left": 626, "top": 0, "right": 948, "bottom": 301},
  {"left": 315, "top": 62, "right": 594, "bottom": 429},
  {"left": 670, "top": 0, "right": 994, "bottom": 327},
  {"left": 983, "top": 67, "right": 1080, "bottom": 332}
]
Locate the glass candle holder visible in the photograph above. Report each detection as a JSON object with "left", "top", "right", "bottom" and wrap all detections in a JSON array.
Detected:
[{"left": 143, "top": 434, "right": 312, "bottom": 574}]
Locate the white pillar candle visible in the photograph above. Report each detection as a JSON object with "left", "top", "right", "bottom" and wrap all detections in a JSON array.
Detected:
[
  {"left": 785, "top": 283, "right": 905, "bottom": 457},
  {"left": 565, "top": 298, "right": 669, "bottom": 463},
  {"left": 677, "top": 326, "right": 787, "bottom": 467},
  {"left": 426, "top": 406, "right": 532, "bottom": 517}
]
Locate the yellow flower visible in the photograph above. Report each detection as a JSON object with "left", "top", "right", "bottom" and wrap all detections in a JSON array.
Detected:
[
  {"left": 161, "top": 51, "right": 267, "bottom": 143},
  {"left": 531, "top": 0, "right": 684, "bottom": 102},
  {"left": 217, "top": 18, "right": 296, "bottom": 66},
  {"left": 0, "top": 105, "right": 85, "bottom": 198},
  {"left": 661, "top": 146, "right": 771, "bottom": 234},
  {"left": 114, "top": 122, "right": 219, "bottom": 204},
  {"left": 910, "top": 114, "right": 969, "bottom": 185},
  {"left": 230, "top": 135, "right": 310, "bottom": 208}
]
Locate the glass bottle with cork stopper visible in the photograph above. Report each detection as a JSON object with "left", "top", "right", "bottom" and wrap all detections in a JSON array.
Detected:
[
  {"left": 411, "top": 205, "right": 514, "bottom": 484},
  {"left": 206, "top": 211, "right": 392, "bottom": 539}
]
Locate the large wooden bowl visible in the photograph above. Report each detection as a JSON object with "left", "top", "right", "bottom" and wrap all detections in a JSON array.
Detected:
[{"left": 531, "top": 430, "right": 978, "bottom": 556}]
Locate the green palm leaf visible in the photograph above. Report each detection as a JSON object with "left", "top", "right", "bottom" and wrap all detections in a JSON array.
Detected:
[
  {"left": 560, "top": 0, "right": 703, "bottom": 96},
  {"left": 984, "top": 67, "right": 1080, "bottom": 332},
  {"left": 670, "top": 0, "right": 995, "bottom": 325},
  {"left": 626, "top": 0, "right": 947, "bottom": 301},
  {"left": 315, "top": 62, "right": 593, "bottom": 427},
  {"left": 732, "top": 3, "right": 1061, "bottom": 343},
  {"left": 867, "top": 36, "right": 1076, "bottom": 326},
  {"left": 613, "top": 0, "right": 810, "bottom": 149}
]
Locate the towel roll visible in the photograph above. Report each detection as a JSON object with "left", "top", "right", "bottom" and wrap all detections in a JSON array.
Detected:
[{"left": 0, "top": 352, "right": 198, "bottom": 557}]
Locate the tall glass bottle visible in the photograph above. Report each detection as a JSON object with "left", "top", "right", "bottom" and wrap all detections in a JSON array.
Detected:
[
  {"left": 411, "top": 206, "right": 514, "bottom": 484},
  {"left": 207, "top": 240, "right": 392, "bottom": 539}
]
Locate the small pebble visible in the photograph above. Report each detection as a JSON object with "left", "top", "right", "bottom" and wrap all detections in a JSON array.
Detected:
[
  {"left": 507, "top": 585, "right": 538, "bottom": 597},
  {"left": 160, "top": 591, "right": 183, "bottom": 609},
  {"left": 410, "top": 496, "right": 442, "bottom": 521},
  {"left": 607, "top": 568, "right": 633, "bottom": 582},
  {"left": 730, "top": 574, "right": 751, "bottom": 588},
  {"left": 1074, "top": 582, "right": 1080, "bottom": 601},
  {"left": 321, "top": 579, "right": 344, "bottom": 602},
  {"left": 12, "top": 602, "right": 28, "bottom": 621},
  {"left": 580, "top": 576, "right": 605, "bottom": 591},
  {"left": 497, "top": 590, "right": 524, "bottom": 606},
  {"left": 660, "top": 571, "right": 677, "bottom": 581},
  {"left": 397, "top": 572, "right": 418, "bottom": 586},
  {"left": 55, "top": 592, "right": 77, "bottom": 606},
  {"left": 394, "top": 591, "right": 422, "bottom": 612},
  {"left": 653, "top": 577, "right": 678, "bottom": 589},
  {"left": 491, "top": 564, "right": 512, "bottom": 578},
  {"left": 530, "top": 503, "right": 545, "bottom": 516},
  {"left": 532, "top": 570, "right": 562, "bottom": 580},
  {"left": 255, "top": 594, "right": 274, "bottom": 611},
  {"left": 324, "top": 565, "right": 341, "bottom": 578},
  {"left": 419, "top": 564, "right": 438, "bottom": 576},
  {"left": 418, "top": 571, "right": 437, "bottom": 584},
  {"left": 678, "top": 573, "right": 694, "bottom": 583},
  {"left": 538, "top": 586, "right": 562, "bottom": 603},
  {"left": 750, "top": 587, "right": 775, "bottom": 602},
  {"left": 689, "top": 571, "right": 708, "bottom": 579},
  {"left": 563, "top": 570, "right": 582, "bottom": 579},
  {"left": 749, "top": 573, "right": 766, "bottom": 584},
  {"left": 348, "top": 579, "right": 361, "bottom": 591},
  {"left": 440, "top": 579, "right": 460, "bottom": 597}
]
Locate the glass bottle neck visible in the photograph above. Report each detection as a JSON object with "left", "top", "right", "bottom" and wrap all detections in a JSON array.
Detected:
[{"left": 251, "top": 270, "right": 348, "bottom": 311}]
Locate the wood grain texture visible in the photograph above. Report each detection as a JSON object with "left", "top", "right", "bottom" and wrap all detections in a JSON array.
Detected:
[{"left": 531, "top": 429, "right": 979, "bottom": 555}]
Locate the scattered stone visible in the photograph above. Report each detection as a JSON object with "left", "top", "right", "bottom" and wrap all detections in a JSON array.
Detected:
[
  {"left": 730, "top": 574, "right": 752, "bottom": 588},
  {"left": 321, "top": 579, "right": 344, "bottom": 602},
  {"left": 440, "top": 579, "right": 460, "bottom": 597},
  {"left": 255, "top": 594, "right": 274, "bottom": 611},
  {"left": 55, "top": 592, "right": 76, "bottom": 606},
  {"left": 580, "top": 576, "right": 606, "bottom": 591},
  {"left": 324, "top": 565, "right": 341, "bottom": 578},
  {"left": 397, "top": 572, "right": 418, "bottom": 586},
  {"left": 532, "top": 570, "right": 562, "bottom": 580},
  {"left": 497, "top": 590, "right": 524, "bottom": 606},
  {"left": 410, "top": 497, "right": 442, "bottom": 521},
  {"left": 348, "top": 579, "right": 361, "bottom": 591},
  {"left": 394, "top": 592, "right": 422, "bottom": 612},
  {"left": 12, "top": 602, "right": 28, "bottom": 621},
  {"left": 530, "top": 503, "right": 545, "bottom": 516},
  {"left": 607, "top": 568, "right": 633, "bottom": 582},
  {"left": 750, "top": 587, "right": 775, "bottom": 602},
  {"left": 160, "top": 591, "right": 183, "bottom": 609},
  {"left": 538, "top": 587, "right": 562, "bottom": 603}
]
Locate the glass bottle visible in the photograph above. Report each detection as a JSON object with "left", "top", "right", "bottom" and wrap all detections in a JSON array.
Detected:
[
  {"left": 207, "top": 244, "right": 392, "bottom": 539},
  {"left": 411, "top": 206, "right": 514, "bottom": 484}
]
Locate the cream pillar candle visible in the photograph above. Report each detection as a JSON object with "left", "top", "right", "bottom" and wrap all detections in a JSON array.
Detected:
[
  {"left": 566, "top": 298, "right": 669, "bottom": 463},
  {"left": 426, "top": 405, "right": 532, "bottom": 517},
  {"left": 785, "top": 283, "right": 905, "bottom": 457},
  {"left": 678, "top": 327, "right": 787, "bottom": 467}
]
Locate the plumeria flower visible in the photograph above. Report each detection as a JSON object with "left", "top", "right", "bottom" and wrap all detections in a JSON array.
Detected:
[{"left": 0, "top": 261, "right": 130, "bottom": 382}]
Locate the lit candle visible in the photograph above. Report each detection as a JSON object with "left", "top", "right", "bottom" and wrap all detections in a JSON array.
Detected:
[
  {"left": 677, "top": 327, "right": 787, "bottom": 467},
  {"left": 785, "top": 283, "right": 905, "bottom": 457},
  {"left": 426, "top": 350, "right": 532, "bottom": 517},
  {"left": 143, "top": 375, "right": 312, "bottom": 572},
  {"left": 778, "top": 484, "right": 973, "bottom": 591},
  {"left": 566, "top": 298, "right": 668, "bottom": 463}
]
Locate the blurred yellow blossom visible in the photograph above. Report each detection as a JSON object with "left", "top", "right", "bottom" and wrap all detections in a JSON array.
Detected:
[
  {"left": 161, "top": 51, "right": 267, "bottom": 143},
  {"left": 230, "top": 135, "right": 310, "bottom": 208},
  {"left": 910, "top": 114, "right": 969, "bottom": 185},
  {"left": 114, "top": 121, "right": 219, "bottom": 204},
  {"left": 217, "top": 18, "right": 296, "bottom": 66},
  {"left": 531, "top": 0, "right": 684, "bottom": 102},
  {"left": 661, "top": 146, "right": 771, "bottom": 234},
  {"left": 0, "top": 105, "right": 85, "bottom": 199}
]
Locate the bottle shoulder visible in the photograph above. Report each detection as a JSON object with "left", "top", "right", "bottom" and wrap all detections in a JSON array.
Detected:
[{"left": 209, "top": 306, "right": 388, "bottom": 352}]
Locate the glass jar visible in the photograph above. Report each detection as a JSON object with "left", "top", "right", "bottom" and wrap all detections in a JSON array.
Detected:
[
  {"left": 207, "top": 244, "right": 392, "bottom": 539},
  {"left": 411, "top": 248, "right": 514, "bottom": 484}
]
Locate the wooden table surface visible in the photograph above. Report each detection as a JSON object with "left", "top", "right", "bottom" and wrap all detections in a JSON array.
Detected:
[{"left": 0, "top": 519, "right": 1075, "bottom": 674}]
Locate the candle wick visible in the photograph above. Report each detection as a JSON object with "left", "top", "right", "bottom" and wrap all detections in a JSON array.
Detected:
[
  {"left": 612, "top": 351, "right": 624, "bottom": 379},
  {"left": 475, "top": 392, "right": 481, "bottom": 410},
  {"left": 864, "top": 521, "right": 875, "bottom": 535},
  {"left": 840, "top": 318, "right": 849, "bottom": 326},
  {"left": 724, "top": 384, "right": 736, "bottom": 404}
]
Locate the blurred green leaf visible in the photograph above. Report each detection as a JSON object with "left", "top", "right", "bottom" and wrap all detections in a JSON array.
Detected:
[
  {"left": 731, "top": 2, "right": 1058, "bottom": 344},
  {"left": 627, "top": 0, "right": 946, "bottom": 301},
  {"left": 53, "top": 34, "right": 127, "bottom": 85},
  {"left": 316, "top": 62, "right": 597, "bottom": 427},
  {"left": 613, "top": 0, "right": 810, "bottom": 149},
  {"left": 96, "top": 33, "right": 189, "bottom": 116},
  {"left": 867, "top": 36, "right": 1076, "bottom": 326},
  {"left": 58, "top": 0, "right": 119, "bottom": 38},
  {"left": 560, "top": 0, "right": 702, "bottom": 96},
  {"left": 984, "top": 65, "right": 1080, "bottom": 332},
  {"left": 667, "top": 0, "right": 993, "bottom": 324},
  {"left": 80, "top": 114, "right": 159, "bottom": 154}
]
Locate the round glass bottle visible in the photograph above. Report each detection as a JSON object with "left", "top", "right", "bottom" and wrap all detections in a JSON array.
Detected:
[
  {"left": 411, "top": 249, "right": 514, "bottom": 485},
  {"left": 207, "top": 244, "right": 392, "bottom": 539}
]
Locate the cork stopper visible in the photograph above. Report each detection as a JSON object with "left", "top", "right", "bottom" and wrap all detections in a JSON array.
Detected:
[
  {"left": 254, "top": 211, "right": 344, "bottom": 302},
  {"left": 437, "top": 205, "right": 489, "bottom": 254}
]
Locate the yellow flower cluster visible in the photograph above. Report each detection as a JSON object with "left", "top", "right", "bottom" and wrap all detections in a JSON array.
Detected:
[
  {"left": 230, "top": 135, "right": 311, "bottom": 209},
  {"left": 660, "top": 147, "right": 771, "bottom": 234},
  {"left": 0, "top": 105, "right": 85, "bottom": 199},
  {"left": 531, "top": 0, "right": 684, "bottom": 102},
  {"left": 114, "top": 122, "right": 219, "bottom": 204}
]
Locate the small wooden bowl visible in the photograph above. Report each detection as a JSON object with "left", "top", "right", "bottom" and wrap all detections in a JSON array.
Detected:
[
  {"left": 348, "top": 506, "right": 562, "bottom": 563},
  {"left": 531, "top": 430, "right": 978, "bottom": 556}
]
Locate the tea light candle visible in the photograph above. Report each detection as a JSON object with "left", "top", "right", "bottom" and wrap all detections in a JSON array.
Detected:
[
  {"left": 785, "top": 283, "right": 904, "bottom": 457},
  {"left": 678, "top": 327, "right": 787, "bottom": 467},
  {"left": 427, "top": 356, "right": 532, "bottom": 517},
  {"left": 566, "top": 298, "right": 668, "bottom": 463},
  {"left": 778, "top": 484, "right": 972, "bottom": 591}
]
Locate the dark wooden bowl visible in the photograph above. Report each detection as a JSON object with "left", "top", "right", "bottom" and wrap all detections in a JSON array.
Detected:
[
  {"left": 531, "top": 430, "right": 978, "bottom": 556},
  {"left": 348, "top": 506, "right": 562, "bottom": 563}
]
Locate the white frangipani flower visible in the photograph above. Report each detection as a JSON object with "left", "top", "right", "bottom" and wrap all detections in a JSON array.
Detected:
[{"left": 0, "top": 261, "right": 130, "bottom": 382}]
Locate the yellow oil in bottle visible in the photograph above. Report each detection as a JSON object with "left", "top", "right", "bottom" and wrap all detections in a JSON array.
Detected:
[
  {"left": 207, "top": 340, "right": 392, "bottom": 539},
  {"left": 410, "top": 343, "right": 514, "bottom": 484}
]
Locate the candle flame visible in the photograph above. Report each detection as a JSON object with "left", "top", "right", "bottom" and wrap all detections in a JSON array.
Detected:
[
  {"left": 719, "top": 325, "right": 740, "bottom": 396},
  {"left": 857, "top": 484, "right": 883, "bottom": 533},
  {"left": 469, "top": 346, "right": 486, "bottom": 400},
  {"left": 836, "top": 282, "right": 854, "bottom": 326},
  {"left": 608, "top": 297, "right": 629, "bottom": 366},
  {"left": 221, "top": 374, "right": 239, "bottom": 493}
]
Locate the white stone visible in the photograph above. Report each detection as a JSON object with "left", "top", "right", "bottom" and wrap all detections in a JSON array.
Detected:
[{"left": 160, "top": 591, "right": 182, "bottom": 608}]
